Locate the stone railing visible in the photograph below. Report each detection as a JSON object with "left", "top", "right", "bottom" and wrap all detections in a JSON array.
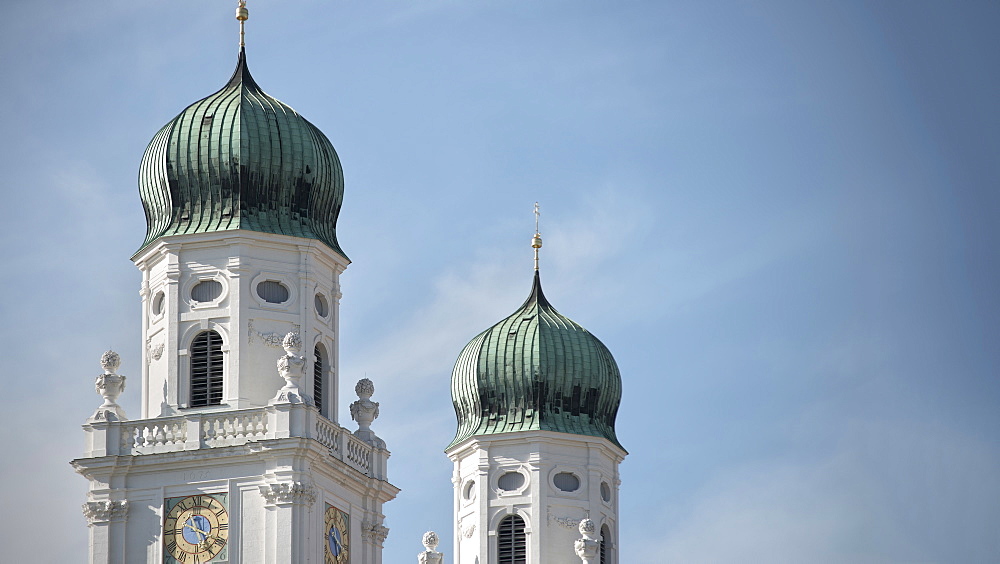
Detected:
[{"left": 84, "top": 403, "right": 387, "bottom": 480}]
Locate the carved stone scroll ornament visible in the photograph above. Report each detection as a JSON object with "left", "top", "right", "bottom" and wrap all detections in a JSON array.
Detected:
[
  {"left": 258, "top": 481, "right": 316, "bottom": 505},
  {"left": 271, "top": 332, "right": 306, "bottom": 404},
  {"left": 248, "top": 319, "right": 301, "bottom": 347},
  {"left": 460, "top": 522, "right": 476, "bottom": 539},
  {"left": 90, "top": 351, "right": 127, "bottom": 422},
  {"left": 350, "top": 378, "right": 385, "bottom": 448},
  {"left": 547, "top": 506, "right": 582, "bottom": 530},
  {"left": 82, "top": 500, "right": 128, "bottom": 524},
  {"left": 361, "top": 520, "right": 390, "bottom": 545},
  {"left": 417, "top": 531, "right": 443, "bottom": 564},
  {"left": 574, "top": 519, "right": 600, "bottom": 564}
]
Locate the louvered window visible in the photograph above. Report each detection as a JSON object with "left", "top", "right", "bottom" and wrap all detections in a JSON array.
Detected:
[
  {"left": 497, "top": 515, "right": 527, "bottom": 564},
  {"left": 256, "top": 280, "right": 289, "bottom": 303},
  {"left": 314, "top": 345, "right": 326, "bottom": 417},
  {"left": 190, "top": 330, "right": 223, "bottom": 407},
  {"left": 191, "top": 280, "right": 222, "bottom": 303},
  {"left": 498, "top": 471, "right": 525, "bottom": 492},
  {"left": 554, "top": 472, "right": 580, "bottom": 492},
  {"left": 600, "top": 524, "right": 611, "bottom": 564}
]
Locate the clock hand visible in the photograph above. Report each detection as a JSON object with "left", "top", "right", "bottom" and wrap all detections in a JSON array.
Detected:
[{"left": 184, "top": 522, "right": 210, "bottom": 539}]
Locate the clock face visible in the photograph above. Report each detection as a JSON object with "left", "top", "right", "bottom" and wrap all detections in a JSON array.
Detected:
[
  {"left": 324, "top": 503, "right": 349, "bottom": 564},
  {"left": 164, "top": 494, "right": 229, "bottom": 563}
]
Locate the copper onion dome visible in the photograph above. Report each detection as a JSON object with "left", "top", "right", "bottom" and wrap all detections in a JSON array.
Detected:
[
  {"left": 448, "top": 271, "right": 624, "bottom": 450},
  {"left": 137, "top": 48, "right": 345, "bottom": 256}
]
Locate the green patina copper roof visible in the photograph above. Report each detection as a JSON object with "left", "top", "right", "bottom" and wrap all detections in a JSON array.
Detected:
[
  {"left": 137, "top": 48, "right": 345, "bottom": 256},
  {"left": 448, "top": 272, "right": 624, "bottom": 450}
]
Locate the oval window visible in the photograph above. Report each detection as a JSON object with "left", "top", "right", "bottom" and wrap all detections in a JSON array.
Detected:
[
  {"left": 498, "top": 471, "right": 525, "bottom": 492},
  {"left": 152, "top": 291, "right": 165, "bottom": 315},
  {"left": 463, "top": 480, "right": 476, "bottom": 501},
  {"left": 601, "top": 481, "right": 612, "bottom": 502},
  {"left": 554, "top": 472, "right": 580, "bottom": 492},
  {"left": 256, "top": 280, "right": 289, "bottom": 304},
  {"left": 191, "top": 280, "right": 222, "bottom": 303},
  {"left": 315, "top": 293, "right": 329, "bottom": 317}
]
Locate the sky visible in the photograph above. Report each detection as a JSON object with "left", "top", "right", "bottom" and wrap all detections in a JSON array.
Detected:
[{"left": 1, "top": 1, "right": 998, "bottom": 562}]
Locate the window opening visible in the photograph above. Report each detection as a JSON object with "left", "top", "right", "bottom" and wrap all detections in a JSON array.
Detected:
[
  {"left": 497, "top": 515, "right": 527, "bottom": 564},
  {"left": 314, "top": 344, "right": 326, "bottom": 417},
  {"left": 190, "top": 330, "right": 223, "bottom": 407}
]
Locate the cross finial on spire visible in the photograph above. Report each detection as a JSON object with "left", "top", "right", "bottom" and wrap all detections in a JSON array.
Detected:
[
  {"left": 531, "top": 202, "right": 543, "bottom": 271},
  {"left": 237, "top": 0, "right": 249, "bottom": 48}
]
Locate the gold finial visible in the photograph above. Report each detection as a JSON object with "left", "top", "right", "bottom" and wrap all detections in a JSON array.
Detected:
[
  {"left": 237, "top": 0, "right": 249, "bottom": 48},
  {"left": 531, "top": 202, "right": 543, "bottom": 271}
]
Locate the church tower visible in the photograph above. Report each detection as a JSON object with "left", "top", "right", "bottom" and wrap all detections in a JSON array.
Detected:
[
  {"left": 72, "top": 5, "right": 397, "bottom": 563},
  {"left": 445, "top": 219, "right": 626, "bottom": 564}
]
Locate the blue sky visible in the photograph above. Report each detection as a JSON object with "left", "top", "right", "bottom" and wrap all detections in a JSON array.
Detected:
[{"left": 1, "top": 1, "right": 998, "bottom": 562}]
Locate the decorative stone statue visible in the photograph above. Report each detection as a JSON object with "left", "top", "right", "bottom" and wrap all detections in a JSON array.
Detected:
[
  {"left": 91, "top": 351, "right": 127, "bottom": 422},
  {"left": 417, "top": 531, "right": 443, "bottom": 564},
  {"left": 350, "top": 378, "right": 385, "bottom": 448},
  {"left": 272, "top": 332, "right": 305, "bottom": 403},
  {"left": 574, "top": 518, "right": 600, "bottom": 564}
]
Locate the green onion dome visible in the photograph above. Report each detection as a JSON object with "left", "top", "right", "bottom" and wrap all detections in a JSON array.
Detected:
[
  {"left": 137, "top": 48, "right": 345, "bottom": 256},
  {"left": 448, "top": 272, "right": 624, "bottom": 450}
]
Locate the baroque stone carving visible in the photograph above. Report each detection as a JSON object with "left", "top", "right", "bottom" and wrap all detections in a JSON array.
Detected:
[
  {"left": 147, "top": 340, "right": 164, "bottom": 361},
  {"left": 258, "top": 481, "right": 316, "bottom": 505},
  {"left": 350, "top": 378, "right": 385, "bottom": 448},
  {"left": 547, "top": 506, "right": 582, "bottom": 530},
  {"left": 418, "top": 531, "right": 443, "bottom": 564},
  {"left": 574, "top": 519, "right": 600, "bottom": 563},
  {"left": 361, "top": 520, "right": 390, "bottom": 545},
  {"left": 460, "top": 522, "right": 476, "bottom": 538},
  {"left": 248, "top": 319, "right": 301, "bottom": 347},
  {"left": 91, "top": 351, "right": 127, "bottom": 422},
  {"left": 351, "top": 378, "right": 385, "bottom": 448},
  {"left": 271, "top": 332, "right": 306, "bottom": 404},
  {"left": 82, "top": 500, "right": 128, "bottom": 524}
]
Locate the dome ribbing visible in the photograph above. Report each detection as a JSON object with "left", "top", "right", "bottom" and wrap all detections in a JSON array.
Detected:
[
  {"left": 137, "top": 48, "right": 345, "bottom": 256},
  {"left": 448, "top": 272, "right": 624, "bottom": 450}
]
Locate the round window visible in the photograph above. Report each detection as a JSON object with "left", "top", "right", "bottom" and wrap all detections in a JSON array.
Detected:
[
  {"left": 191, "top": 280, "right": 222, "bottom": 303},
  {"left": 256, "top": 280, "right": 289, "bottom": 304},
  {"left": 315, "top": 293, "right": 329, "bottom": 317},
  {"left": 498, "top": 471, "right": 525, "bottom": 492},
  {"left": 152, "top": 291, "right": 165, "bottom": 315},
  {"left": 554, "top": 472, "right": 580, "bottom": 492},
  {"left": 601, "top": 481, "right": 612, "bottom": 502},
  {"left": 463, "top": 480, "right": 476, "bottom": 501}
]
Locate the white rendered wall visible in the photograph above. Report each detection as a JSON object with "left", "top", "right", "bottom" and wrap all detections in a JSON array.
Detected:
[
  {"left": 133, "top": 231, "right": 347, "bottom": 421},
  {"left": 447, "top": 431, "right": 625, "bottom": 564}
]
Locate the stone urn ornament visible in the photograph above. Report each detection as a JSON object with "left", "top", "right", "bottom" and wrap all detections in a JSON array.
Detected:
[
  {"left": 417, "top": 530, "right": 443, "bottom": 564},
  {"left": 272, "top": 332, "right": 306, "bottom": 404},
  {"left": 350, "top": 378, "right": 385, "bottom": 448},
  {"left": 91, "top": 351, "right": 127, "bottom": 422},
  {"left": 574, "top": 518, "right": 600, "bottom": 564}
]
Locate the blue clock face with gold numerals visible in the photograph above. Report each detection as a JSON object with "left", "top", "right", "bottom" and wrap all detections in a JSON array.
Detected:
[
  {"left": 163, "top": 494, "right": 229, "bottom": 563},
  {"left": 324, "top": 503, "right": 349, "bottom": 564}
]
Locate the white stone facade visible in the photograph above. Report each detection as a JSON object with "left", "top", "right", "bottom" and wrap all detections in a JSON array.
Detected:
[
  {"left": 133, "top": 230, "right": 346, "bottom": 419},
  {"left": 447, "top": 431, "right": 625, "bottom": 564},
  {"left": 75, "top": 229, "right": 398, "bottom": 564}
]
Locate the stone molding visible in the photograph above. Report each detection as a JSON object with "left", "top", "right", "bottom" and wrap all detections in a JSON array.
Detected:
[
  {"left": 258, "top": 481, "right": 316, "bottom": 505},
  {"left": 82, "top": 500, "right": 128, "bottom": 524},
  {"left": 362, "top": 520, "right": 390, "bottom": 545}
]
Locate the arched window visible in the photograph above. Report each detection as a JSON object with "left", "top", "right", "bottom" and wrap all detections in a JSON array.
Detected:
[
  {"left": 497, "top": 515, "right": 526, "bottom": 564},
  {"left": 314, "top": 344, "right": 327, "bottom": 417},
  {"left": 190, "top": 330, "right": 223, "bottom": 407},
  {"left": 600, "top": 524, "right": 611, "bottom": 564}
]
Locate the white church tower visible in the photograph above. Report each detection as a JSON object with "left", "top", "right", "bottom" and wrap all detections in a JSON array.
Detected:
[
  {"left": 72, "top": 4, "right": 397, "bottom": 563},
  {"left": 445, "top": 220, "right": 627, "bottom": 564}
]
